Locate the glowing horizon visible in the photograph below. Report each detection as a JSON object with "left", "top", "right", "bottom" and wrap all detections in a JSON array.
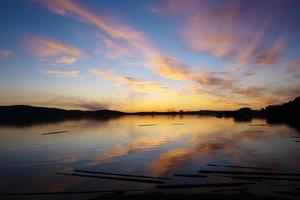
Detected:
[{"left": 0, "top": 0, "right": 300, "bottom": 112}]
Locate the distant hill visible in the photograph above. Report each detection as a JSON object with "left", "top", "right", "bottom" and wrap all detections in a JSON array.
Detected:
[
  {"left": 263, "top": 96, "right": 300, "bottom": 116},
  {"left": 0, "top": 96, "right": 299, "bottom": 125},
  {"left": 0, "top": 105, "right": 124, "bottom": 121}
]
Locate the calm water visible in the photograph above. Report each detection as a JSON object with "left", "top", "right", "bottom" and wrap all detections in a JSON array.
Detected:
[{"left": 0, "top": 115, "right": 300, "bottom": 199}]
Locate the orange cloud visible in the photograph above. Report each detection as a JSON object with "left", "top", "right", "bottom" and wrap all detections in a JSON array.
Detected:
[
  {"left": 55, "top": 56, "right": 78, "bottom": 64},
  {"left": 151, "top": 55, "right": 190, "bottom": 80},
  {"left": 0, "top": 49, "right": 12, "bottom": 58},
  {"left": 255, "top": 38, "right": 285, "bottom": 65},
  {"left": 89, "top": 68, "right": 168, "bottom": 93},
  {"left": 25, "top": 35, "right": 86, "bottom": 64},
  {"left": 45, "top": 0, "right": 190, "bottom": 80}
]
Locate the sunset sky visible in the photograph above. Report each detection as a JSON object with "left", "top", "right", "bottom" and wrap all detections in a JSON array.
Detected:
[{"left": 0, "top": 0, "right": 300, "bottom": 112}]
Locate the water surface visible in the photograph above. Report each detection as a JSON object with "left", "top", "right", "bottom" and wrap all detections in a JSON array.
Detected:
[{"left": 0, "top": 115, "right": 299, "bottom": 199}]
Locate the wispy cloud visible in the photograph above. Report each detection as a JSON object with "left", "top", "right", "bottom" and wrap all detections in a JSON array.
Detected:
[
  {"left": 54, "top": 56, "right": 78, "bottom": 65},
  {"left": 25, "top": 35, "right": 86, "bottom": 64},
  {"left": 42, "top": 69, "right": 80, "bottom": 78},
  {"left": 89, "top": 67, "right": 168, "bottom": 93},
  {"left": 0, "top": 49, "right": 12, "bottom": 58},
  {"left": 152, "top": 56, "right": 190, "bottom": 80},
  {"left": 44, "top": 0, "right": 190, "bottom": 80},
  {"left": 96, "top": 34, "right": 135, "bottom": 59},
  {"left": 255, "top": 38, "right": 285, "bottom": 66},
  {"left": 159, "top": 0, "right": 293, "bottom": 71},
  {"left": 286, "top": 60, "right": 300, "bottom": 74}
]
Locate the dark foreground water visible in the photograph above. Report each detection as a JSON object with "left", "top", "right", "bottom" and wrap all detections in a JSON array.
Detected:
[{"left": 0, "top": 115, "right": 299, "bottom": 199}]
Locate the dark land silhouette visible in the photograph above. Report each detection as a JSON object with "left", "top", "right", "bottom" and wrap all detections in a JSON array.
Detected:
[{"left": 0, "top": 96, "right": 299, "bottom": 130}]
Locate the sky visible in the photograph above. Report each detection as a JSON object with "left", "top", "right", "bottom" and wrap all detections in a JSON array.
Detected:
[{"left": 0, "top": 0, "right": 300, "bottom": 112}]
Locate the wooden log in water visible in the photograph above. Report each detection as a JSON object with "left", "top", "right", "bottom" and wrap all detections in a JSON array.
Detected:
[
  {"left": 223, "top": 165, "right": 270, "bottom": 170},
  {"left": 206, "top": 164, "right": 270, "bottom": 170},
  {"left": 42, "top": 131, "right": 68, "bottom": 135},
  {"left": 198, "top": 170, "right": 300, "bottom": 177},
  {"left": 56, "top": 172, "right": 165, "bottom": 184},
  {"left": 274, "top": 191, "right": 300, "bottom": 196},
  {"left": 207, "top": 164, "right": 219, "bottom": 167},
  {"left": 0, "top": 189, "right": 144, "bottom": 196},
  {"left": 274, "top": 184, "right": 298, "bottom": 187},
  {"left": 170, "top": 123, "right": 185, "bottom": 125},
  {"left": 75, "top": 169, "right": 172, "bottom": 180},
  {"left": 211, "top": 188, "right": 248, "bottom": 193},
  {"left": 219, "top": 175, "right": 261, "bottom": 182},
  {"left": 156, "top": 182, "right": 255, "bottom": 189},
  {"left": 173, "top": 174, "right": 206, "bottom": 178},
  {"left": 138, "top": 124, "right": 156, "bottom": 127},
  {"left": 222, "top": 175, "right": 300, "bottom": 181}
]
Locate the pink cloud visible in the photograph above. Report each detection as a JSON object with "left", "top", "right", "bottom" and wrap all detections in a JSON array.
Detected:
[
  {"left": 25, "top": 35, "right": 86, "bottom": 64},
  {"left": 0, "top": 49, "right": 12, "bottom": 58}
]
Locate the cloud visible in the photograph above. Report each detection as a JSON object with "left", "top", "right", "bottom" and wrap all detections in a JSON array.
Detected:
[
  {"left": 158, "top": 0, "right": 294, "bottom": 70},
  {"left": 255, "top": 39, "right": 285, "bottom": 65},
  {"left": 241, "top": 71, "right": 256, "bottom": 77},
  {"left": 286, "top": 60, "right": 300, "bottom": 73},
  {"left": 96, "top": 34, "right": 134, "bottom": 59},
  {"left": 54, "top": 56, "right": 78, "bottom": 65},
  {"left": 42, "top": 0, "right": 298, "bottom": 110},
  {"left": 193, "top": 75, "right": 234, "bottom": 87},
  {"left": 69, "top": 101, "right": 107, "bottom": 110},
  {"left": 0, "top": 49, "right": 12, "bottom": 58},
  {"left": 89, "top": 67, "right": 168, "bottom": 93},
  {"left": 42, "top": 69, "right": 80, "bottom": 78},
  {"left": 151, "top": 55, "right": 190, "bottom": 80},
  {"left": 44, "top": 0, "right": 190, "bottom": 80},
  {"left": 25, "top": 35, "right": 86, "bottom": 64}
]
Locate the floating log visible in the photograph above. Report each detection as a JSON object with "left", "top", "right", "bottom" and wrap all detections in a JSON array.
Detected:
[
  {"left": 156, "top": 182, "right": 255, "bottom": 189},
  {"left": 56, "top": 172, "right": 165, "bottom": 184},
  {"left": 170, "top": 123, "right": 185, "bottom": 125},
  {"left": 223, "top": 165, "right": 270, "bottom": 170},
  {"left": 240, "top": 190, "right": 255, "bottom": 196},
  {"left": 206, "top": 164, "right": 270, "bottom": 170},
  {"left": 211, "top": 188, "right": 248, "bottom": 193},
  {"left": 138, "top": 124, "right": 156, "bottom": 127},
  {"left": 274, "top": 184, "right": 298, "bottom": 187},
  {"left": 173, "top": 174, "right": 206, "bottom": 178},
  {"left": 75, "top": 169, "right": 172, "bottom": 180},
  {"left": 222, "top": 175, "right": 300, "bottom": 181},
  {"left": 42, "top": 131, "right": 68, "bottom": 135},
  {"left": 198, "top": 170, "right": 300, "bottom": 177},
  {"left": 220, "top": 175, "right": 261, "bottom": 182},
  {"left": 207, "top": 164, "right": 219, "bottom": 167},
  {"left": 0, "top": 189, "right": 144, "bottom": 196},
  {"left": 275, "top": 191, "right": 300, "bottom": 196}
]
